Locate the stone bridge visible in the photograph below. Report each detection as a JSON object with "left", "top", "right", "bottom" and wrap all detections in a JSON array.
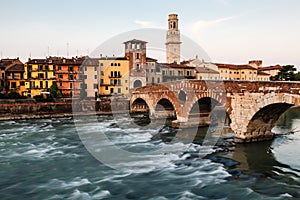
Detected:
[{"left": 130, "top": 80, "right": 300, "bottom": 143}]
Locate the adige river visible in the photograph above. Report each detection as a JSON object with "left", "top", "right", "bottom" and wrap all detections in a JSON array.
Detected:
[{"left": 0, "top": 108, "right": 299, "bottom": 199}]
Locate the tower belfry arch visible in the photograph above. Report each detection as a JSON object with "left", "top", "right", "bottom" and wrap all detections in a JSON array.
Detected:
[{"left": 166, "top": 14, "right": 181, "bottom": 64}]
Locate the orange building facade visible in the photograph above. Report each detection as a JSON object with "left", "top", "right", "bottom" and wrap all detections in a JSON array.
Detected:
[{"left": 55, "top": 57, "right": 84, "bottom": 97}]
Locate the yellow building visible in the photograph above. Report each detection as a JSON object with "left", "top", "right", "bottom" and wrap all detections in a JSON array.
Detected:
[
  {"left": 82, "top": 57, "right": 130, "bottom": 98},
  {"left": 216, "top": 63, "right": 260, "bottom": 81},
  {"left": 195, "top": 67, "right": 220, "bottom": 80},
  {"left": 99, "top": 57, "right": 130, "bottom": 96},
  {"left": 24, "top": 58, "right": 56, "bottom": 97},
  {"left": 257, "top": 71, "right": 270, "bottom": 81}
]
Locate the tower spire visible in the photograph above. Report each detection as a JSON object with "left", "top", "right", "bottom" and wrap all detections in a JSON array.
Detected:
[{"left": 166, "top": 14, "right": 181, "bottom": 64}]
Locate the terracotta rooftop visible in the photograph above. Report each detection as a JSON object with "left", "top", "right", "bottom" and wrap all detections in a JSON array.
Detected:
[
  {"left": 259, "top": 65, "right": 282, "bottom": 71},
  {"left": 146, "top": 57, "right": 157, "bottom": 62},
  {"left": 160, "top": 63, "right": 195, "bottom": 69},
  {"left": 98, "top": 57, "right": 127, "bottom": 60},
  {"left": 124, "top": 39, "right": 147, "bottom": 44},
  {"left": 195, "top": 67, "right": 219, "bottom": 74},
  {"left": 257, "top": 71, "right": 270, "bottom": 76},
  {"left": 0, "top": 58, "right": 24, "bottom": 71},
  {"left": 27, "top": 56, "right": 85, "bottom": 65},
  {"left": 214, "top": 63, "right": 257, "bottom": 70}
]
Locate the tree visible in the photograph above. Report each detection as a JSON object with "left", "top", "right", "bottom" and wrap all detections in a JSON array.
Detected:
[
  {"left": 50, "top": 83, "right": 62, "bottom": 99},
  {"left": 294, "top": 72, "right": 300, "bottom": 81},
  {"left": 273, "top": 65, "right": 297, "bottom": 81}
]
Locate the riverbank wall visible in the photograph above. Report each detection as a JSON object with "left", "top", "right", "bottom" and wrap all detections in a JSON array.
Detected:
[{"left": 0, "top": 99, "right": 130, "bottom": 121}]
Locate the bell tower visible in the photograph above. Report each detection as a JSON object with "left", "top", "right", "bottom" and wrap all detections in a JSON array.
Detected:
[
  {"left": 166, "top": 14, "right": 181, "bottom": 64},
  {"left": 124, "top": 39, "right": 147, "bottom": 89}
]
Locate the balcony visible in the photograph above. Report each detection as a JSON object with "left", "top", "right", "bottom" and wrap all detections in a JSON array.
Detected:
[{"left": 109, "top": 75, "right": 122, "bottom": 78}]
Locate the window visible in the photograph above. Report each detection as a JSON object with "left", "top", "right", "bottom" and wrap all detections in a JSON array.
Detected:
[
  {"left": 105, "top": 86, "right": 108, "bottom": 90},
  {"left": 100, "top": 71, "right": 104, "bottom": 76},
  {"left": 30, "top": 81, "right": 35, "bottom": 88},
  {"left": 11, "top": 82, "right": 16, "bottom": 89},
  {"left": 118, "top": 88, "right": 121, "bottom": 93},
  {"left": 114, "top": 63, "right": 117, "bottom": 66},
  {"left": 93, "top": 83, "right": 98, "bottom": 89},
  {"left": 111, "top": 63, "right": 114, "bottom": 66},
  {"left": 187, "top": 70, "right": 191, "bottom": 76},
  {"left": 157, "top": 78, "right": 160, "bottom": 83},
  {"left": 68, "top": 66, "right": 73, "bottom": 72},
  {"left": 100, "top": 63, "right": 103, "bottom": 67},
  {"left": 94, "top": 75, "right": 97, "bottom": 79},
  {"left": 136, "top": 64, "right": 140, "bottom": 71},
  {"left": 178, "top": 71, "right": 183, "bottom": 76},
  {"left": 45, "top": 81, "right": 48, "bottom": 88},
  {"left": 199, "top": 76, "right": 202, "bottom": 80},
  {"left": 40, "top": 81, "right": 43, "bottom": 88},
  {"left": 152, "top": 77, "right": 154, "bottom": 83},
  {"left": 249, "top": 72, "right": 252, "bottom": 74},
  {"left": 69, "top": 75, "right": 74, "bottom": 80},
  {"left": 110, "top": 88, "right": 114, "bottom": 94},
  {"left": 20, "top": 81, "right": 25, "bottom": 86},
  {"left": 125, "top": 80, "right": 128, "bottom": 83},
  {"left": 242, "top": 71, "right": 244, "bottom": 74},
  {"left": 58, "top": 66, "right": 62, "bottom": 71},
  {"left": 59, "top": 82, "right": 63, "bottom": 87},
  {"left": 136, "top": 53, "right": 140, "bottom": 59},
  {"left": 101, "top": 79, "right": 104, "bottom": 84},
  {"left": 70, "top": 83, "right": 73, "bottom": 89},
  {"left": 118, "top": 63, "right": 120, "bottom": 67},
  {"left": 94, "top": 66, "right": 97, "bottom": 71},
  {"left": 126, "top": 87, "right": 128, "bottom": 90},
  {"left": 38, "top": 73, "right": 44, "bottom": 79}
]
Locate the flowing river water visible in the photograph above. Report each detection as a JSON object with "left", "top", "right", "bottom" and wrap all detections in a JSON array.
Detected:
[{"left": 0, "top": 107, "right": 299, "bottom": 199}]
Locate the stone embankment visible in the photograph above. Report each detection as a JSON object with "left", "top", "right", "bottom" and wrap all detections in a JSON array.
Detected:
[{"left": 0, "top": 99, "right": 130, "bottom": 121}]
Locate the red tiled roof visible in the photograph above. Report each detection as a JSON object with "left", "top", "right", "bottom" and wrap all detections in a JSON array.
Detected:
[
  {"left": 257, "top": 71, "right": 270, "bottom": 76},
  {"left": 195, "top": 67, "right": 219, "bottom": 74},
  {"left": 214, "top": 63, "right": 257, "bottom": 70},
  {"left": 123, "top": 39, "right": 147, "bottom": 44},
  {"left": 0, "top": 58, "right": 24, "bottom": 71},
  {"left": 27, "top": 56, "right": 85, "bottom": 65},
  {"left": 146, "top": 57, "right": 157, "bottom": 62},
  {"left": 160, "top": 63, "right": 195, "bottom": 69},
  {"left": 258, "top": 65, "right": 282, "bottom": 71}
]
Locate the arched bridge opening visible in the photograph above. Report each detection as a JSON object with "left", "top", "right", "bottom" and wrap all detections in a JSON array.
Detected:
[
  {"left": 154, "top": 98, "right": 177, "bottom": 120},
  {"left": 188, "top": 97, "right": 230, "bottom": 127},
  {"left": 245, "top": 103, "right": 294, "bottom": 142},
  {"left": 130, "top": 98, "right": 151, "bottom": 126}
]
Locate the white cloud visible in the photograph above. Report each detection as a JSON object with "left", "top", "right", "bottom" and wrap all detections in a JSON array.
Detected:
[
  {"left": 134, "top": 20, "right": 164, "bottom": 29},
  {"left": 188, "top": 16, "right": 237, "bottom": 34}
]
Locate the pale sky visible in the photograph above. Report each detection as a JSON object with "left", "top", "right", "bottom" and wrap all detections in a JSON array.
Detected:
[{"left": 1, "top": 0, "right": 300, "bottom": 68}]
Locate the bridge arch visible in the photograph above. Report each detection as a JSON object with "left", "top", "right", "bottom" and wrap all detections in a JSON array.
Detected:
[
  {"left": 131, "top": 97, "right": 150, "bottom": 113},
  {"left": 153, "top": 95, "right": 180, "bottom": 119},
  {"left": 232, "top": 94, "right": 300, "bottom": 142},
  {"left": 154, "top": 98, "right": 177, "bottom": 119},
  {"left": 245, "top": 103, "right": 293, "bottom": 141},
  {"left": 188, "top": 97, "right": 230, "bottom": 127}
]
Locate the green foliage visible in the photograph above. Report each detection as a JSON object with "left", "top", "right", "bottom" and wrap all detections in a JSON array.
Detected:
[
  {"left": 294, "top": 72, "right": 300, "bottom": 81},
  {"left": 50, "top": 83, "right": 62, "bottom": 99},
  {"left": 273, "top": 65, "right": 297, "bottom": 81}
]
